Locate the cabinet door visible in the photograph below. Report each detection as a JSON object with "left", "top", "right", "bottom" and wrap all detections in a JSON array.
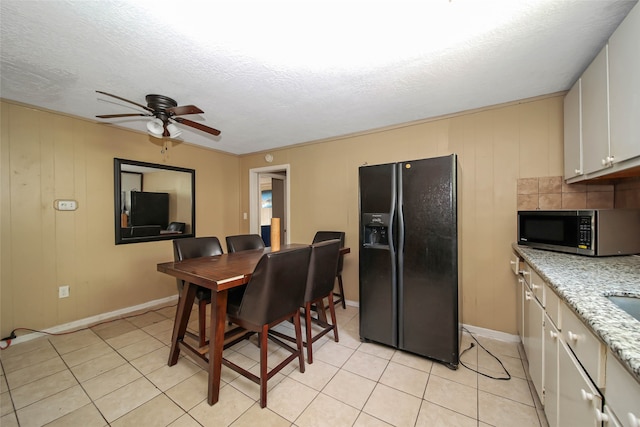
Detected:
[
  {"left": 564, "top": 79, "right": 583, "bottom": 179},
  {"left": 609, "top": 3, "right": 640, "bottom": 164},
  {"left": 582, "top": 46, "right": 611, "bottom": 175},
  {"left": 544, "top": 314, "right": 559, "bottom": 427},
  {"left": 516, "top": 277, "right": 524, "bottom": 341},
  {"left": 605, "top": 351, "right": 640, "bottom": 427},
  {"left": 524, "top": 285, "right": 544, "bottom": 404},
  {"left": 558, "top": 340, "right": 602, "bottom": 427}
]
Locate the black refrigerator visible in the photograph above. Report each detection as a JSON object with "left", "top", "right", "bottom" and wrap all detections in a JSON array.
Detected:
[{"left": 359, "top": 154, "right": 460, "bottom": 369}]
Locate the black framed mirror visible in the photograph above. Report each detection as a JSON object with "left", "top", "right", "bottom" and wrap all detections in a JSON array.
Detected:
[{"left": 114, "top": 158, "right": 195, "bottom": 245}]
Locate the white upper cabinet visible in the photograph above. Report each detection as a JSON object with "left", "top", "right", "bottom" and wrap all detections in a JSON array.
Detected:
[
  {"left": 608, "top": 3, "right": 640, "bottom": 166},
  {"left": 564, "top": 3, "right": 640, "bottom": 182},
  {"left": 581, "top": 47, "right": 611, "bottom": 175},
  {"left": 564, "top": 79, "right": 582, "bottom": 179}
]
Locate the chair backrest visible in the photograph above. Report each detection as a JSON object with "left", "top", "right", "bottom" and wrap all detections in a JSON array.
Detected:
[
  {"left": 237, "top": 246, "right": 311, "bottom": 326},
  {"left": 226, "top": 234, "right": 265, "bottom": 253},
  {"left": 173, "top": 236, "right": 223, "bottom": 261},
  {"left": 173, "top": 237, "right": 224, "bottom": 293},
  {"left": 167, "top": 222, "right": 186, "bottom": 233},
  {"left": 305, "top": 239, "right": 341, "bottom": 303},
  {"left": 312, "top": 231, "right": 345, "bottom": 273}
]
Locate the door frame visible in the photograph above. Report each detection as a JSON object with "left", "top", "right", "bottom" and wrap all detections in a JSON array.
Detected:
[{"left": 249, "top": 164, "right": 290, "bottom": 243}]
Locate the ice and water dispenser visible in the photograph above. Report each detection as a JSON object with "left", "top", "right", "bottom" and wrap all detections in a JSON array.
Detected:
[{"left": 362, "top": 213, "right": 389, "bottom": 246}]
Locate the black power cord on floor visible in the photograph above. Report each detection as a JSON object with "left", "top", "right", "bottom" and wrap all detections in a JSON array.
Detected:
[
  {"left": 0, "top": 303, "right": 178, "bottom": 351},
  {"left": 459, "top": 326, "right": 512, "bottom": 381}
]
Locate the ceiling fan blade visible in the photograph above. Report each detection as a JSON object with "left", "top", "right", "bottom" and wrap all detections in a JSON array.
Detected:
[
  {"left": 96, "top": 90, "right": 154, "bottom": 113},
  {"left": 168, "top": 105, "right": 204, "bottom": 116},
  {"left": 173, "top": 117, "right": 221, "bottom": 136},
  {"left": 96, "top": 113, "right": 150, "bottom": 118}
]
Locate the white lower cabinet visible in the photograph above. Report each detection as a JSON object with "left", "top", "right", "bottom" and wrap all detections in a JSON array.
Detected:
[
  {"left": 515, "top": 255, "right": 640, "bottom": 427},
  {"left": 544, "top": 313, "right": 560, "bottom": 427},
  {"left": 558, "top": 339, "right": 603, "bottom": 427},
  {"left": 605, "top": 351, "right": 640, "bottom": 427},
  {"left": 523, "top": 279, "right": 544, "bottom": 404}
]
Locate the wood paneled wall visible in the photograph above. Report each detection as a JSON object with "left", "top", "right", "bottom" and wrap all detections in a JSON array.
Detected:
[
  {"left": 239, "top": 95, "right": 565, "bottom": 334},
  {"left": 0, "top": 101, "right": 241, "bottom": 337},
  {"left": 2, "top": 95, "right": 566, "bottom": 337}
]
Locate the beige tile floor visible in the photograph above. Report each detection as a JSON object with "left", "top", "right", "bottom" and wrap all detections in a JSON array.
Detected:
[{"left": 0, "top": 304, "right": 549, "bottom": 427}]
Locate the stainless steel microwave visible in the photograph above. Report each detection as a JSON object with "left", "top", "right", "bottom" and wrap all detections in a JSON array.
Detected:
[{"left": 517, "top": 209, "right": 640, "bottom": 256}]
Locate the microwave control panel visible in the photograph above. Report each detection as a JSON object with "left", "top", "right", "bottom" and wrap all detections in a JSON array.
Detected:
[{"left": 577, "top": 216, "right": 592, "bottom": 249}]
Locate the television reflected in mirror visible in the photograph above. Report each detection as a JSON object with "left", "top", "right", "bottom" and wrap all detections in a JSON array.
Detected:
[{"left": 114, "top": 158, "right": 195, "bottom": 245}]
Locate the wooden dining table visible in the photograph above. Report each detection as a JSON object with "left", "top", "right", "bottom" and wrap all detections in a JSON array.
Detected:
[{"left": 157, "top": 243, "right": 350, "bottom": 405}]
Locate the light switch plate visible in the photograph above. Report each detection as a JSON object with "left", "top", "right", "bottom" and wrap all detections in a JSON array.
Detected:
[{"left": 54, "top": 200, "right": 77, "bottom": 211}]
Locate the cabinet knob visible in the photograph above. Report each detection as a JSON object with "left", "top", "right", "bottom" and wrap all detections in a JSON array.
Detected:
[
  {"left": 602, "top": 156, "right": 615, "bottom": 167},
  {"left": 581, "top": 388, "right": 594, "bottom": 401},
  {"left": 568, "top": 331, "right": 579, "bottom": 342},
  {"left": 531, "top": 283, "right": 540, "bottom": 290},
  {"left": 629, "top": 412, "right": 640, "bottom": 427},
  {"left": 574, "top": 168, "right": 582, "bottom": 174},
  {"left": 522, "top": 271, "right": 530, "bottom": 276},
  {"left": 525, "top": 291, "right": 532, "bottom": 301},
  {"left": 596, "top": 409, "right": 609, "bottom": 423},
  {"left": 549, "top": 330, "right": 558, "bottom": 339},
  {"left": 510, "top": 260, "right": 516, "bottom": 265}
]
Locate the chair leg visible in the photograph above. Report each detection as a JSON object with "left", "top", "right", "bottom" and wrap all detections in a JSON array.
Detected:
[
  {"left": 336, "top": 274, "right": 346, "bottom": 309},
  {"left": 259, "top": 326, "right": 269, "bottom": 408},
  {"left": 305, "top": 303, "right": 313, "bottom": 364},
  {"left": 198, "top": 300, "right": 208, "bottom": 348},
  {"left": 327, "top": 292, "right": 339, "bottom": 342},
  {"left": 293, "top": 310, "right": 305, "bottom": 373}
]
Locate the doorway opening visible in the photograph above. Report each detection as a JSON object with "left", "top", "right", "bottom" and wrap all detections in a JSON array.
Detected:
[{"left": 249, "top": 164, "right": 290, "bottom": 245}]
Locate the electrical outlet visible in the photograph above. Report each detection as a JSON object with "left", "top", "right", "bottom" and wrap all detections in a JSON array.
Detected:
[
  {"left": 58, "top": 285, "right": 70, "bottom": 298},
  {"left": 54, "top": 200, "right": 77, "bottom": 211}
]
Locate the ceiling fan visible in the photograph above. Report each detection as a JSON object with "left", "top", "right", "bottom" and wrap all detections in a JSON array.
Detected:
[{"left": 95, "top": 91, "right": 221, "bottom": 138}]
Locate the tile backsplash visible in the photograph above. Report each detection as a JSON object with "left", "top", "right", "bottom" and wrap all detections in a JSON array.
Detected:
[{"left": 517, "top": 176, "right": 640, "bottom": 210}]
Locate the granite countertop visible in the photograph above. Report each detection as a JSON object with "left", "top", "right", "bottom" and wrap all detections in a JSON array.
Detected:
[{"left": 512, "top": 244, "right": 640, "bottom": 384}]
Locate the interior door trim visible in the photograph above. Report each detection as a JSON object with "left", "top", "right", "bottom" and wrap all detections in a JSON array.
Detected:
[{"left": 249, "top": 164, "right": 290, "bottom": 243}]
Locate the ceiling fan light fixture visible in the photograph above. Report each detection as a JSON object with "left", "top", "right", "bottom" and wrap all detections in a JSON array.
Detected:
[
  {"left": 167, "top": 123, "right": 182, "bottom": 138},
  {"left": 146, "top": 118, "right": 164, "bottom": 136}
]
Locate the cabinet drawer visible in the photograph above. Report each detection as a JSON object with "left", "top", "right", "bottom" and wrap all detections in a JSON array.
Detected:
[
  {"left": 561, "top": 304, "right": 605, "bottom": 387},
  {"left": 510, "top": 253, "right": 521, "bottom": 276},
  {"left": 545, "top": 283, "right": 561, "bottom": 329},
  {"left": 522, "top": 263, "right": 544, "bottom": 306},
  {"left": 605, "top": 351, "right": 640, "bottom": 427}
]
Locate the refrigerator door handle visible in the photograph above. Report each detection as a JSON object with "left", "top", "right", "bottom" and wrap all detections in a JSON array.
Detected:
[
  {"left": 389, "top": 164, "right": 399, "bottom": 345},
  {"left": 389, "top": 165, "right": 397, "bottom": 258},
  {"left": 396, "top": 163, "right": 404, "bottom": 347}
]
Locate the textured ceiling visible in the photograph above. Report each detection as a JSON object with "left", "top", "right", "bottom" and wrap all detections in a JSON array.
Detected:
[{"left": 1, "top": 1, "right": 637, "bottom": 155}]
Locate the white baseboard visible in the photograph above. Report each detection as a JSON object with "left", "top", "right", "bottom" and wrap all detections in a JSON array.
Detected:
[
  {"left": 462, "top": 323, "right": 520, "bottom": 343},
  {"left": 6, "top": 295, "right": 520, "bottom": 348},
  {"left": 7, "top": 294, "right": 179, "bottom": 346}
]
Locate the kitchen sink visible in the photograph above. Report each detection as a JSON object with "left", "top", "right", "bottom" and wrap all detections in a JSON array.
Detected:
[{"left": 607, "top": 295, "right": 640, "bottom": 322}]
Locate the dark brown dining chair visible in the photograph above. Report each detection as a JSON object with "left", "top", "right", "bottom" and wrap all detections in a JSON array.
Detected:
[
  {"left": 312, "top": 231, "right": 346, "bottom": 308},
  {"left": 172, "top": 237, "right": 223, "bottom": 347},
  {"left": 223, "top": 246, "right": 311, "bottom": 408},
  {"left": 225, "top": 234, "right": 265, "bottom": 253},
  {"left": 302, "top": 239, "right": 341, "bottom": 364}
]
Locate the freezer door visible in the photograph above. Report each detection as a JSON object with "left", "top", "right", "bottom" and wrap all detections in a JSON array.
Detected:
[
  {"left": 359, "top": 163, "right": 397, "bottom": 347},
  {"left": 398, "top": 155, "right": 459, "bottom": 366}
]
